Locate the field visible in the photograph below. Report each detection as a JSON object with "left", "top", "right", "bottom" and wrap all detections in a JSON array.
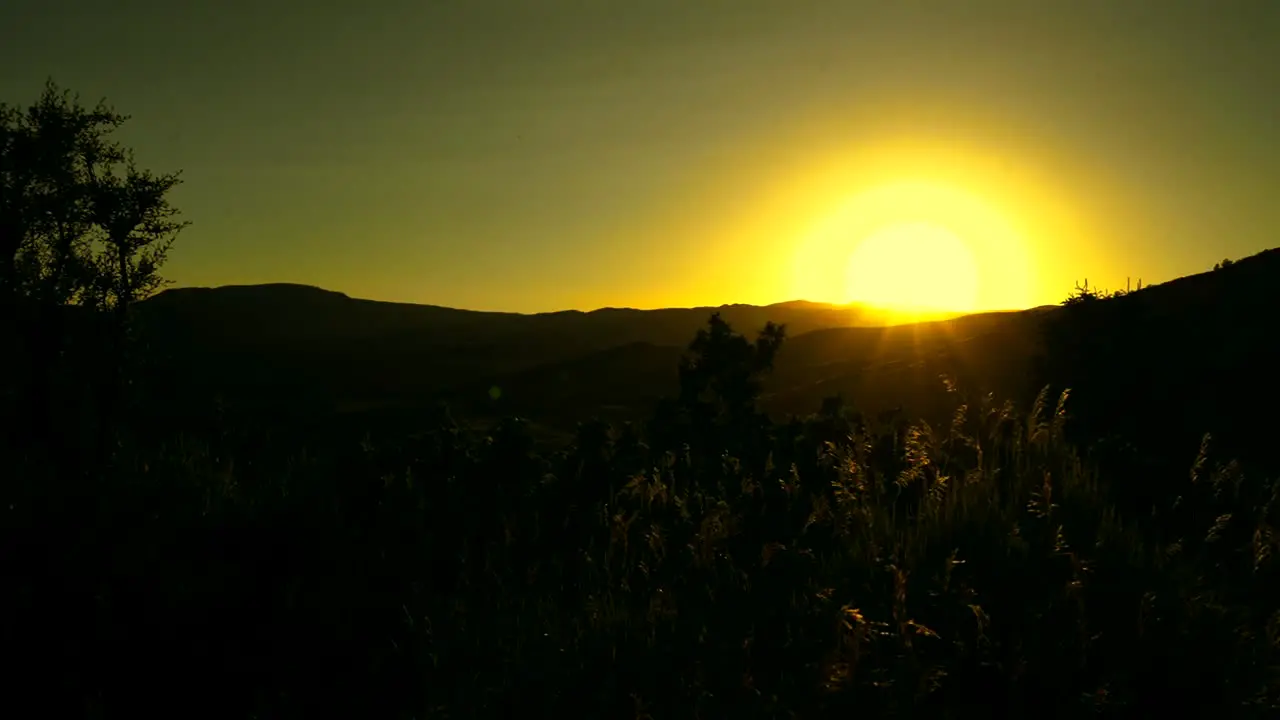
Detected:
[{"left": 4, "top": 250, "right": 1280, "bottom": 717}]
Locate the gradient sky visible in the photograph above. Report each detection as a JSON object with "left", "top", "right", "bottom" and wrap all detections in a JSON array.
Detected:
[{"left": 3, "top": 0, "right": 1277, "bottom": 312}]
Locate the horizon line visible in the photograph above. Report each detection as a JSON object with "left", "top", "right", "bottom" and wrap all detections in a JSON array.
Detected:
[{"left": 151, "top": 282, "right": 1048, "bottom": 319}]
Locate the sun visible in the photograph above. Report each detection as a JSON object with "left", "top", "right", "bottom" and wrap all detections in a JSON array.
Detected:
[
  {"left": 846, "top": 222, "right": 979, "bottom": 312},
  {"left": 787, "top": 179, "right": 1034, "bottom": 313}
]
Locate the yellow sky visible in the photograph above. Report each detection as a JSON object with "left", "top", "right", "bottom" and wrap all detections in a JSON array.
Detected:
[
  {"left": 633, "top": 124, "right": 1109, "bottom": 314},
  {"left": 9, "top": 0, "right": 1276, "bottom": 313}
]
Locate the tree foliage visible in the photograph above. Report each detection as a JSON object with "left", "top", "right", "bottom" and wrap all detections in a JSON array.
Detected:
[
  {"left": 0, "top": 80, "right": 187, "bottom": 456},
  {"left": 0, "top": 79, "right": 186, "bottom": 313},
  {"left": 678, "top": 313, "right": 785, "bottom": 411}
]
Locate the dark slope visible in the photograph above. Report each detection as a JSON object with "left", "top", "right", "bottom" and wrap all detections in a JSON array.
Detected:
[
  {"left": 137, "top": 284, "right": 908, "bottom": 350},
  {"left": 434, "top": 249, "right": 1280, "bottom": 454},
  {"left": 1032, "top": 247, "right": 1280, "bottom": 478},
  {"left": 130, "top": 286, "right": 928, "bottom": 418},
  {"left": 130, "top": 249, "right": 1280, "bottom": 463},
  {"left": 457, "top": 308, "right": 1047, "bottom": 430}
]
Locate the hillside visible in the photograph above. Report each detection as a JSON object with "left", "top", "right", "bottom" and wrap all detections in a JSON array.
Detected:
[
  {"left": 136, "top": 284, "right": 931, "bottom": 350},
  {"left": 19, "top": 248, "right": 1280, "bottom": 717},
  {"left": 1032, "top": 247, "right": 1280, "bottom": 478},
  {"left": 457, "top": 309, "right": 1047, "bottom": 433},
  {"left": 130, "top": 248, "right": 1280, "bottom": 471},
  {"left": 497, "top": 246, "right": 1280, "bottom": 445},
  {"left": 130, "top": 285, "right": 958, "bottom": 419}
]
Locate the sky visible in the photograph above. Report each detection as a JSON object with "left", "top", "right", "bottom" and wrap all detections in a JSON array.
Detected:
[{"left": 2, "top": 0, "right": 1277, "bottom": 313}]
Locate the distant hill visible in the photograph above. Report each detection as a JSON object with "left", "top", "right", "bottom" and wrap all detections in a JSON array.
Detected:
[
  {"left": 456, "top": 248, "right": 1280, "bottom": 470},
  {"left": 454, "top": 308, "right": 1046, "bottom": 429},
  {"left": 131, "top": 285, "right": 952, "bottom": 417},
  {"left": 136, "top": 283, "right": 953, "bottom": 349},
  {"left": 131, "top": 249, "right": 1280, "bottom": 471}
]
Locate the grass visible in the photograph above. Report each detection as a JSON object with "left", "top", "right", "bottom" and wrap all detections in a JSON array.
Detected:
[{"left": 4, "top": 317, "right": 1279, "bottom": 718}]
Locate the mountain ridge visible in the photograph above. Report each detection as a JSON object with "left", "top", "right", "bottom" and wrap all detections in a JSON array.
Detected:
[
  {"left": 145, "top": 283, "right": 967, "bottom": 322},
  {"left": 131, "top": 248, "right": 1280, "bottom": 452}
]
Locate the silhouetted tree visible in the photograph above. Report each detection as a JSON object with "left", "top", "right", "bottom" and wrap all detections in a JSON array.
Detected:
[
  {"left": 677, "top": 313, "right": 785, "bottom": 419},
  {"left": 0, "top": 80, "right": 186, "bottom": 458},
  {"left": 674, "top": 313, "right": 785, "bottom": 474}
]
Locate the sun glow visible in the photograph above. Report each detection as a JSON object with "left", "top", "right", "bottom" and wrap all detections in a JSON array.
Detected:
[
  {"left": 789, "top": 178, "right": 1035, "bottom": 315},
  {"left": 847, "top": 222, "right": 978, "bottom": 311}
]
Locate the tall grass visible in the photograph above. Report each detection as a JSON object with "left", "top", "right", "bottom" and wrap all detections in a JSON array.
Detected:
[{"left": 3, "top": 322, "right": 1279, "bottom": 718}]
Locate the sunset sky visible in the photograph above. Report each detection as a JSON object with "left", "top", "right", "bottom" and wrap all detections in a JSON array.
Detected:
[{"left": 2, "top": 0, "right": 1277, "bottom": 313}]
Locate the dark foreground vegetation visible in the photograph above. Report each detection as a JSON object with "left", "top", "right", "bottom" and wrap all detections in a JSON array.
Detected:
[{"left": 5, "top": 83, "right": 1280, "bottom": 718}]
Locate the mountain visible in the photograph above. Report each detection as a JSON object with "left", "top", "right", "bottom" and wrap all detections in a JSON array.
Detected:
[
  {"left": 131, "top": 249, "right": 1280, "bottom": 472},
  {"left": 449, "top": 307, "right": 1047, "bottom": 435},
  {"left": 433, "top": 249, "right": 1280, "bottom": 480},
  {"left": 130, "top": 285, "right": 948, "bottom": 418},
  {"left": 135, "top": 283, "right": 951, "bottom": 350}
]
